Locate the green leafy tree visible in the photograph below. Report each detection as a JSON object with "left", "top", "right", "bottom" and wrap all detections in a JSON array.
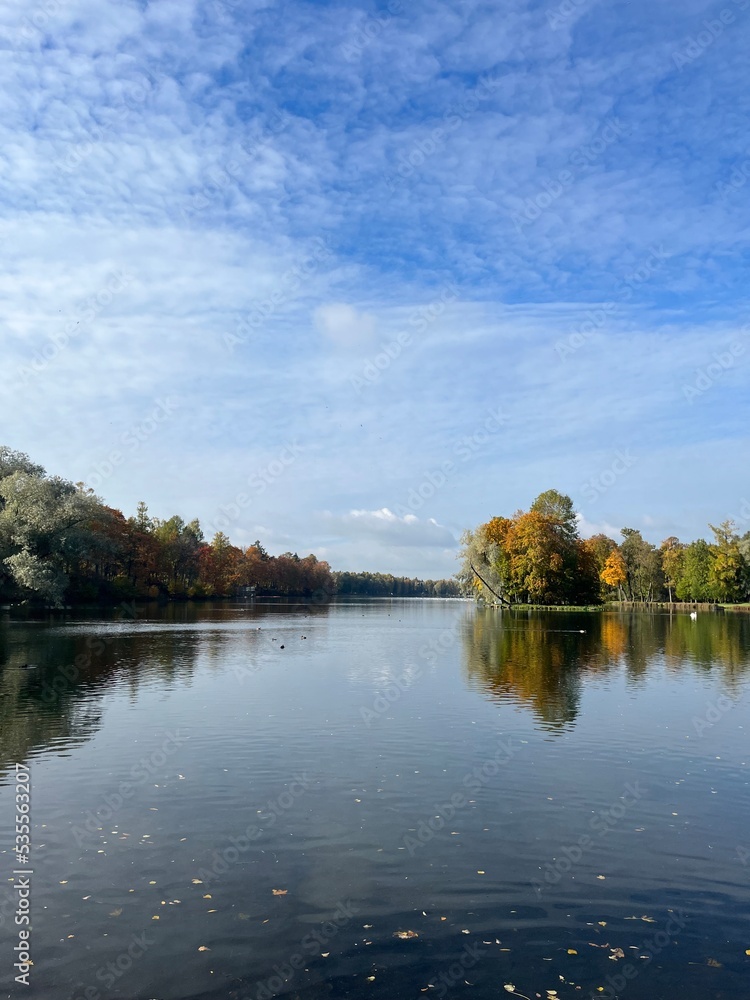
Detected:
[
  {"left": 0, "top": 469, "right": 103, "bottom": 606},
  {"left": 659, "top": 536, "right": 685, "bottom": 603},
  {"left": 708, "top": 520, "right": 742, "bottom": 602},
  {"left": 620, "top": 528, "right": 661, "bottom": 602},
  {"left": 675, "top": 539, "right": 713, "bottom": 602}
]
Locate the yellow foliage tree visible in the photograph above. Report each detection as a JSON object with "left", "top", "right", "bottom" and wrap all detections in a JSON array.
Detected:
[{"left": 600, "top": 550, "right": 627, "bottom": 596}]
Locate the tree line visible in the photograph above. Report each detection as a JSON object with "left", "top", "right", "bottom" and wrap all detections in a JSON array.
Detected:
[
  {"left": 460, "top": 489, "right": 750, "bottom": 605},
  {"left": 333, "top": 571, "right": 461, "bottom": 597},
  {"left": 0, "top": 447, "right": 458, "bottom": 606}
]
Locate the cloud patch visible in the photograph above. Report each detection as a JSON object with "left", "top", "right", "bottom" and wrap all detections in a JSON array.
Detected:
[{"left": 322, "top": 508, "right": 457, "bottom": 548}]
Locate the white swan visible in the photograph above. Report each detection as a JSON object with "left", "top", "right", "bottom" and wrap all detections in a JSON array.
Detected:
[{"left": 689, "top": 611, "right": 698, "bottom": 620}]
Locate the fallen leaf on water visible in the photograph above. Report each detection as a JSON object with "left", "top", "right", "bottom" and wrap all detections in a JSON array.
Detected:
[
  {"left": 597, "top": 921, "right": 607, "bottom": 927},
  {"left": 198, "top": 946, "right": 210, "bottom": 952},
  {"left": 461, "top": 929, "right": 470, "bottom": 934},
  {"left": 152, "top": 916, "right": 159, "bottom": 921},
  {"left": 59, "top": 881, "right": 68, "bottom": 885},
  {"left": 192, "top": 879, "right": 203, "bottom": 885},
  {"left": 109, "top": 908, "right": 122, "bottom": 917},
  {"left": 707, "top": 958, "right": 722, "bottom": 968},
  {"left": 394, "top": 930, "right": 419, "bottom": 939},
  {"left": 596, "top": 875, "right": 606, "bottom": 880},
  {"left": 641, "top": 916, "right": 656, "bottom": 923},
  {"left": 367, "top": 975, "right": 375, "bottom": 981},
  {"left": 567, "top": 949, "right": 578, "bottom": 955},
  {"left": 321, "top": 952, "right": 329, "bottom": 957},
  {"left": 272, "top": 889, "right": 288, "bottom": 896},
  {"left": 745, "top": 949, "right": 750, "bottom": 956},
  {"left": 203, "top": 894, "right": 212, "bottom": 899}
]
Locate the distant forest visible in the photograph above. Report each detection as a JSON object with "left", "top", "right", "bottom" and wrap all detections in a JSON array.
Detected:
[
  {"left": 461, "top": 489, "right": 750, "bottom": 606},
  {"left": 0, "top": 447, "right": 459, "bottom": 607}
]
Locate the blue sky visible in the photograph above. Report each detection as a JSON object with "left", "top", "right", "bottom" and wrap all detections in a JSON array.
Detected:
[{"left": 1, "top": 0, "right": 748, "bottom": 577}]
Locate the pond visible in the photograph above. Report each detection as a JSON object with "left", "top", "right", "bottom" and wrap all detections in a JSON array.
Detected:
[{"left": 0, "top": 599, "right": 749, "bottom": 1000}]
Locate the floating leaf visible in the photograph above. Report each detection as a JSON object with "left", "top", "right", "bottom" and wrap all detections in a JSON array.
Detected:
[
  {"left": 567, "top": 949, "right": 578, "bottom": 955},
  {"left": 109, "top": 908, "right": 122, "bottom": 917},
  {"left": 394, "top": 930, "right": 419, "bottom": 939},
  {"left": 198, "top": 945, "right": 210, "bottom": 952},
  {"left": 707, "top": 958, "right": 722, "bottom": 968},
  {"left": 192, "top": 879, "right": 203, "bottom": 885},
  {"left": 272, "top": 889, "right": 288, "bottom": 896}
]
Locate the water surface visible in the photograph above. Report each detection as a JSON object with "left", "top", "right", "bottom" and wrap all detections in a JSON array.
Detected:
[{"left": 1, "top": 600, "right": 749, "bottom": 1000}]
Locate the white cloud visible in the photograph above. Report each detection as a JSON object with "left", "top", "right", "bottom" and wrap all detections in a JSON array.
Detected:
[
  {"left": 313, "top": 303, "right": 377, "bottom": 349},
  {"left": 322, "top": 508, "right": 457, "bottom": 548}
]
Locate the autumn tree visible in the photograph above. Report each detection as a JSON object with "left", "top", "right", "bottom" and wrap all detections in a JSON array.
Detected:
[
  {"left": 708, "top": 520, "right": 742, "bottom": 602},
  {"left": 600, "top": 550, "right": 627, "bottom": 600},
  {"left": 659, "top": 536, "right": 684, "bottom": 603}
]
